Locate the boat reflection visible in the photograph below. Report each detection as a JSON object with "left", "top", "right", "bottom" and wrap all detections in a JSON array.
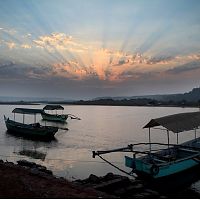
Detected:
[
  {"left": 17, "top": 149, "right": 46, "bottom": 161},
  {"left": 41, "top": 119, "right": 69, "bottom": 131},
  {"left": 6, "top": 130, "right": 58, "bottom": 142}
]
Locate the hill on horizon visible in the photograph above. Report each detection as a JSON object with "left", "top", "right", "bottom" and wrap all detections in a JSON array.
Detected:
[{"left": 93, "top": 87, "right": 200, "bottom": 103}]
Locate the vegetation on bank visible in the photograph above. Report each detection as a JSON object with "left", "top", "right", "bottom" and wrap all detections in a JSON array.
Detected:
[{"left": 0, "top": 87, "right": 200, "bottom": 108}]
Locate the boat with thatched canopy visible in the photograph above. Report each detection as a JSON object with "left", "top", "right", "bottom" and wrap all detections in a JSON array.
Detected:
[
  {"left": 93, "top": 111, "right": 200, "bottom": 180},
  {"left": 4, "top": 108, "right": 58, "bottom": 139}
]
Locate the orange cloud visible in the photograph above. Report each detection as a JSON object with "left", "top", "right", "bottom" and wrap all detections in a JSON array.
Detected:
[
  {"left": 4, "top": 32, "right": 200, "bottom": 82},
  {"left": 6, "top": 42, "right": 16, "bottom": 49},
  {"left": 52, "top": 52, "right": 200, "bottom": 82},
  {"left": 21, "top": 44, "right": 31, "bottom": 49}
]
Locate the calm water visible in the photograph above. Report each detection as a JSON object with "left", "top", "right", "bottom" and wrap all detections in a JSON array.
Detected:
[{"left": 0, "top": 105, "right": 200, "bottom": 191}]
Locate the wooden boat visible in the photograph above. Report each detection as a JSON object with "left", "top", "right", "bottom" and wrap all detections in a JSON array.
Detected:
[
  {"left": 93, "top": 111, "right": 200, "bottom": 180},
  {"left": 41, "top": 104, "right": 81, "bottom": 122},
  {"left": 41, "top": 105, "right": 68, "bottom": 122},
  {"left": 4, "top": 108, "right": 58, "bottom": 139}
]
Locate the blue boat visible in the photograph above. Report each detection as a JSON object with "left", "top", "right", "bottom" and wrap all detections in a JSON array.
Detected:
[{"left": 93, "top": 111, "right": 200, "bottom": 180}]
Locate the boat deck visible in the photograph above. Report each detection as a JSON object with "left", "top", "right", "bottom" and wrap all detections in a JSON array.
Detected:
[{"left": 141, "top": 138, "right": 200, "bottom": 165}]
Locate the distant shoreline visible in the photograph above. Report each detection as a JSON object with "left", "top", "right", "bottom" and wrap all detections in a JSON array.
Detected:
[
  {"left": 0, "top": 102, "right": 40, "bottom": 105},
  {"left": 0, "top": 100, "right": 199, "bottom": 109}
]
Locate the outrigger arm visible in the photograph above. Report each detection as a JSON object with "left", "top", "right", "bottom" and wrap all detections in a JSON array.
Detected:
[
  {"left": 92, "top": 144, "right": 134, "bottom": 158},
  {"left": 92, "top": 142, "right": 200, "bottom": 158}
]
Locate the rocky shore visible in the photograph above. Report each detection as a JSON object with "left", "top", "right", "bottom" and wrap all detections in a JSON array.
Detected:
[
  {"left": 0, "top": 159, "right": 200, "bottom": 198},
  {"left": 0, "top": 159, "right": 112, "bottom": 198}
]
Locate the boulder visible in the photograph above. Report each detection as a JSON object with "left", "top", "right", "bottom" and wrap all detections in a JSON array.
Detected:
[{"left": 88, "top": 174, "right": 101, "bottom": 184}]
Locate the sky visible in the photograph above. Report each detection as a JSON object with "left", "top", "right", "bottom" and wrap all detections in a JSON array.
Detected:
[{"left": 0, "top": 0, "right": 200, "bottom": 99}]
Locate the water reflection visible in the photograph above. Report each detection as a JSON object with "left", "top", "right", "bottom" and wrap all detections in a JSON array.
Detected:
[
  {"left": 17, "top": 149, "right": 46, "bottom": 161},
  {"left": 5, "top": 130, "right": 58, "bottom": 142},
  {"left": 41, "top": 119, "right": 69, "bottom": 131}
]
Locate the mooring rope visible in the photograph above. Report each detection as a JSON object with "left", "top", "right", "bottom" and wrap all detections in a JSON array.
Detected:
[{"left": 97, "top": 154, "right": 137, "bottom": 178}]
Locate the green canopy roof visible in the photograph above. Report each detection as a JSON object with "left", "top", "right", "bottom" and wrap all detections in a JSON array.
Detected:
[
  {"left": 43, "top": 105, "right": 64, "bottom": 110},
  {"left": 143, "top": 111, "right": 200, "bottom": 133},
  {"left": 12, "top": 108, "right": 44, "bottom": 115}
]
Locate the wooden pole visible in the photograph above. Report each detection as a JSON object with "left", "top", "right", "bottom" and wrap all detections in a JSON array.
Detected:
[
  {"left": 14, "top": 113, "right": 15, "bottom": 121},
  {"left": 149, "top": 128, "right": 151, "bottom": 153},
  {"left": 23, "top": 114, "right": 25, "bottom": 124},
  {"left": 177, "top": 133, "right": 179, "bottom": 144},
  {"left": 195, "top": 128, "right": 197, "bottom": 139},
  {"left": 167, "top": 130, "right": 169, "bottom": 149},
  {"left": 34, "top": 114, "right": 36, "bottom": 123}
]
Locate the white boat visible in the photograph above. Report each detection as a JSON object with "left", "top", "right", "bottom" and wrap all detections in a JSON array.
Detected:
[{"left": 93, "top": 111, "right": 200, "bottom": 180}]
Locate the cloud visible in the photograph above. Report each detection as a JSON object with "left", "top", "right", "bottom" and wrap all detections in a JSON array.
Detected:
[
  {"left": 33, "top": 33, "right": 77, "bottom": 52},
  {"left": 1, "top": 31, "right": 200, "bottom": 83},
  {"left": 166, "top": 61, "right": 200, "bottom": 75},
  {"left": 0, "top": 60, "right": 53, "bottom": 80},
  {"left": 0, "top": 61, "right": 15, "bottom": 69},
  {"left": 0, "top": 28, "right": 17, "bottom": 35},
  {"left": 21, "top": 44, "right": 31, "bottom": 49},
  {"left": 6, "top": 42, "right": 16, "bottom": 49}
]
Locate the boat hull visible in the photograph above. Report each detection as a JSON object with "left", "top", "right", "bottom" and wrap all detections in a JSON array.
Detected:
[
  {"left": 125, "top": 138, "right": 200, "bottom": 179},
  {"left": 4, "top": 117, "right": 58, "bottom": 139},
  {"left": 125, "top": 157, "right": 200, "bottom": 179},
  {"left": 41, "top": 112, "right": 68, "bottom": 122}
]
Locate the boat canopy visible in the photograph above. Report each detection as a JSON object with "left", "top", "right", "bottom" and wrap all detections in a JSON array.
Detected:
[
  {"left": 143, "top": 111, "right": 200, "bottom": 133},
  {"left": 43, "top": 105, "right": 64, "bottom": 110},
  {"left": 12, "top": 108, "right": 44, "bottom": 115}
]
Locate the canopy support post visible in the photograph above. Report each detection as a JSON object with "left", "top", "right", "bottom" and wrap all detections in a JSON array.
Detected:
[
  {"left": 167, "top": 130, "right": 169, "bottom": 149},
  {"left": 34, "top": 114, "right": 36, "bottom": 124},
  {"left": 177, "top": 133, "right": 179, "bottom": 144},
  {"left": 149, "top": 128, "right": 151, "bottom": 154},
  {"left": 23, "top": 114, "right": 25, "bottom": 124},
  {"left": 195, "top": 128, "right": 197, "bottom": 139}
]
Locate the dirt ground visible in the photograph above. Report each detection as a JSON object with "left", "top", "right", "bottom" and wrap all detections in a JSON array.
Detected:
[{"left": 0, "top": 160, "right": 112, "bottom": 198}]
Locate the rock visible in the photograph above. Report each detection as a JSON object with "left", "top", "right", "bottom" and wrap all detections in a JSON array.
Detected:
[
  {"left": 37, "top": 166, "right": 47, "bottom": 172},
  {"left": 0, "top": 160, "right": 4, "bottom": 164},
  {"left": 88, "top": 174, "right": 101, "bottom": 184},
  {"left": 104, "top": 172, "right": 115, "bottom": 181},
  {"left": 17, "top": 160, "right": 36, "bottom": 168},
  {"left": 144, "top": 189, "right": 160, "bottom": 197},
  {"left": 5, "top": 162, "right": 14, "bottom": 166},
  {"left": 45, "top": 169, "right": 53, "bottom": 175},
  {"left": 30, "top": 168, "right": 41, "bottom": 175}
]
